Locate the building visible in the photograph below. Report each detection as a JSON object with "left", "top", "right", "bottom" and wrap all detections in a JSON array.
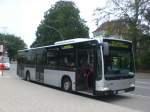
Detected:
[{"left": 93, "top": 19, "right": 129, "bottom": 38}]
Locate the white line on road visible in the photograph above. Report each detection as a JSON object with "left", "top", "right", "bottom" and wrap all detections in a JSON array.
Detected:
[
  {"left": 126, "top": 93, "right": 150, "bottom": 99},
  {"left": 136, "top": 81, "right": 150, "bottom": 85},
  {"left": 135, "top": 85, "right": 150, "bottom": 90}
]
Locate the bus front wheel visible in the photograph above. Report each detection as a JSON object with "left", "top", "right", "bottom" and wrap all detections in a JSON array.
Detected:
[{"left": 62, "top": 77, "right": 72, "bottom": 91}]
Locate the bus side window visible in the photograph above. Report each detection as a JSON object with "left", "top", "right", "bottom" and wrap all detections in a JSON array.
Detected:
[
  {"left": 46, "top": 49, "right": 59, "bottom": 69},
  {"left": 60, "top": 49, "right": 75, "bottom": 71}
]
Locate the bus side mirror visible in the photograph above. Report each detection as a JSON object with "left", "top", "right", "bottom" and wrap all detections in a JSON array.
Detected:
[{"left": 103, "top": 42, "right": 109, "bottom": 56}]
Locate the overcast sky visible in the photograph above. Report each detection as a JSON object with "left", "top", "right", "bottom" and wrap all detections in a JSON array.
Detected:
[{"left": 0, "top": 0, "right": 106, "bottom": 47}]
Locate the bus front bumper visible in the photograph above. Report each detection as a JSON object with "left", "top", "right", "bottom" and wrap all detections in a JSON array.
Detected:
[{"left": 94, "top": 87, "right": 135, "bottom": 96}]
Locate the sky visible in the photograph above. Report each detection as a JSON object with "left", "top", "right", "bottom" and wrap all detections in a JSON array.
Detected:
[{"left": 0, "top": 0, "right": 106, "bottom": 47}]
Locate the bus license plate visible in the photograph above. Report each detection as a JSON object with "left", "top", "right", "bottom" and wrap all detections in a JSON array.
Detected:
[{"left": 118, "top": 90, "right": 125, "bottom": 94}]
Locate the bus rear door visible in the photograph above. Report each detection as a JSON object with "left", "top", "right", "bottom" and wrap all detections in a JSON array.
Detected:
[{"left": 35, "top": 53, "right": 44, "bottom": 83}]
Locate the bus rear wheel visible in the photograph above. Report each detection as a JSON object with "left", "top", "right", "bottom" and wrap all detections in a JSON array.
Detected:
[{"left": 62, "top": 77, "right": 72, "bottom": 91}]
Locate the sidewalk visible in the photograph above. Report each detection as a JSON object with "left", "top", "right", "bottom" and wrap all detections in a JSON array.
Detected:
[{"left": 0, "top": 65, "right": 140, "bottom": 112}]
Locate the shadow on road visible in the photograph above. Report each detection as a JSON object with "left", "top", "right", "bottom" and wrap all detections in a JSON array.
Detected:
[
  {"left": 74, "top": 92, "right": 132, "bottom": 103},
  {"left": 29, "top": 80, "right": 132, "bottom": 103}
]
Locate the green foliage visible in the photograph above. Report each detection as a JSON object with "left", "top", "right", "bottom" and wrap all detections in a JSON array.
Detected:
[
  {"left": 104, "top": 31, "right": 113, "bottom": 37},
  {"left": 138, "top": 52, "right": 150, "bottom": 69},
  {"left": 137, "top": 35, "right": 150, "bottom": 69},
  {"left": 0, "top": 33, "right": 26, "bottom": 60},
  {"left": 145, "top": 8, "right": 150, "bottom": 23},
  {"left": 31, "top": 1, "right": 89, "bottom": 47},
  {"left": 94, "top": 0, "right": 150, "bottom": 45}
]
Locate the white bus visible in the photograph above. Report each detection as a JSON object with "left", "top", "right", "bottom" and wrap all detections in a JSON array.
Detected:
[{"left": 17, "top": 37, "right": 135, "bottom": 96}]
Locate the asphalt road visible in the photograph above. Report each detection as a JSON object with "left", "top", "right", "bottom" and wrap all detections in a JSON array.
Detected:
[
  {"left": 100, "top": 72, "right": 150, "bottom": 112},
  {"left": 1, "top": 63, "right": 150, "bottom": 112}
]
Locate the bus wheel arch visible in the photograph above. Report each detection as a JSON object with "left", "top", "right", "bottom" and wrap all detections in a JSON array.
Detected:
[
  {"left": 61, "top": 75, "right": 72, "bottom": 91},
  {"left": 26, "top": 70, "right": 30, "bottom": 81}
]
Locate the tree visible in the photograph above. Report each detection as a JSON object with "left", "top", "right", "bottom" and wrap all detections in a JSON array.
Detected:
[
  {"left": 137, "top": 34, "right": 150, "bottom": 69},
  {"left": 0, "top": 33, "right": 26, "bottom": 60},
  {"left": 31, "top": 1, "right": 89, "bottom": 47},
  {"left": 144, "top": 8, "right": 150, "bottom": 35},
  {"left": 94, "top": 0, "right": 150, "bottom": 67}
]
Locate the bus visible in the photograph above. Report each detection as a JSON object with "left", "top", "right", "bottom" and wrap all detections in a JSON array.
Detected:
[{"left": 17, "top": 37, "right": 135, "bottom": 96}]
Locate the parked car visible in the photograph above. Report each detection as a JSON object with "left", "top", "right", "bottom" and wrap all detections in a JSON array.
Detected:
[{"left": 0, "top": 57, "right": 10, "bottom": 70}]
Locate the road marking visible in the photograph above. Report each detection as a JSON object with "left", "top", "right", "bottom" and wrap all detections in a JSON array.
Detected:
[
  {"left": 126, "top": 93, "right": 150, "bottom": 99},
  {"left": 136, "top": 81, "right": 150, "bottom": 85},
  {"left": 135, "top": 85, "right": 150, "bottom": 90}
]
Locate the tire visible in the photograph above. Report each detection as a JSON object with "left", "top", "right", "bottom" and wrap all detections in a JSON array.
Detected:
[
  {"left": 26, "top": 72, "right": 30, "bottom": 81},
  {"left": 62, "top": 77, "right": 72, "bottom": 91}
]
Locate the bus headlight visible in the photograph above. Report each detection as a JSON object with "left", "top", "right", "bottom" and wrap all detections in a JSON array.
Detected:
[
  {"left": 130, "top": 83, "right": 135, "bottom": 87},
  {"left": 101, "top": 87, "right": 110, "bottom": 91}
]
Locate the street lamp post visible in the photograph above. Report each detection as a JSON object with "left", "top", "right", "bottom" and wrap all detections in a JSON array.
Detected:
[
  {"left": 0, "top": 26, "right": 7, "bottom": 57},
  {"left": 44, "top": 24, "right": 64, "bottom": 40}
]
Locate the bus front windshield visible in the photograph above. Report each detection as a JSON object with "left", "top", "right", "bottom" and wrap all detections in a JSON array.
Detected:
[{"left": 104, "top": 47, "right": 135, "bottom": 79}]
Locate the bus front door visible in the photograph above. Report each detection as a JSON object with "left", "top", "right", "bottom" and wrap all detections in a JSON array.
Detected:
[
  {"left": 18, "top": 57, "right": 25, "bottom": 78},
  {"left": 76, "top": 48, "right": 95, "bottom": 94},
  {"left": 35, "top": 55, "right": 44, "bottom": 83}
]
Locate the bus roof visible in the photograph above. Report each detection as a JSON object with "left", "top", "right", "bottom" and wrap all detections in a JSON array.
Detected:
[
  {"left": 54, "top": 38, "right": 95, "bottom": 45},
  {"left": 18, "top": 37, "right": 132, "bottom": 52},
  {"left": 18, "top": 38, "right": 96, "bottom": 52}
]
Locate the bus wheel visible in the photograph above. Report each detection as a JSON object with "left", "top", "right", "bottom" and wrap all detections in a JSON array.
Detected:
[
  {"left": 62, "top": 77, "right": 72, "bottom": 91},
  {"left": 26, "top": 72, "right": 30, "bottom": 81}
]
